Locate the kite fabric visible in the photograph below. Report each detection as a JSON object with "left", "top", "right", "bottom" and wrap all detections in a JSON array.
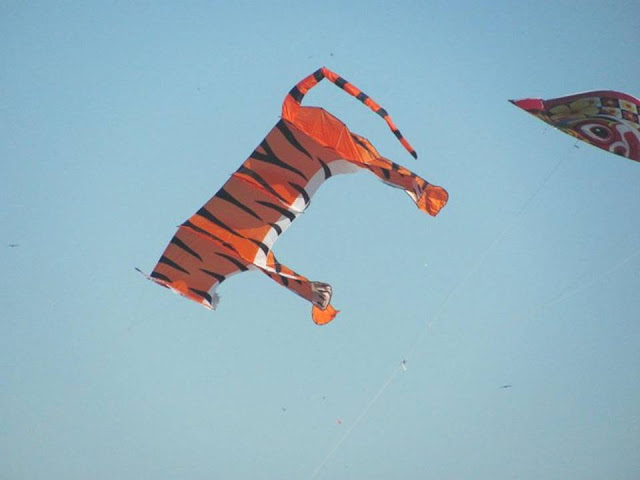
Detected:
[
  {"left": 141, "top": 67, "right": 448, "bottom": 325},
  {"left": 510, "top": 90, "right": 640, "bottom": 162}
]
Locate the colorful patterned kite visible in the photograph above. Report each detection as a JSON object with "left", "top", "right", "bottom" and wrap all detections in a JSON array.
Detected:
[
  {"left": 510, "top": 91, "right": 640, "bottom": 162},
  {"left": 141, "top": 67, "right": 448, "bottom": 325}
]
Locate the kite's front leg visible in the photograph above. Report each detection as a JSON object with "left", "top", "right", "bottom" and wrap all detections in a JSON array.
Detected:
[
  {"left": 255, "top": 252, "right": 339, "bottom": 325},
  {"left": 364, "top": 157, "right": 448, "bottom": 216}
]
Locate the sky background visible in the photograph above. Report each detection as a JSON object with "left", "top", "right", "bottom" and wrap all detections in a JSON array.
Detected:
[{"left": 2, "top": 1, "right": 640, "bottom": 479}]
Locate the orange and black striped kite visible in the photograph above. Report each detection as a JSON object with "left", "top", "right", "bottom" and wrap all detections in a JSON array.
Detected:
[{"left": 140, "top": 67, "right": 448, "bottom": 325}]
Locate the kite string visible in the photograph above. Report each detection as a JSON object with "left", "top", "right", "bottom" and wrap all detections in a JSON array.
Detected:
[
  {"left": 404, "top": 155, "right": 566, "bottom": 361},
  {"left": 306, "top": 156, "right": 566, "bottom": 478},
  {"left": 308, "top": 367, "right": 401, "bottom": 480},
  {"left": 529, "top": 244, "right": 640, "bottom": 314}
]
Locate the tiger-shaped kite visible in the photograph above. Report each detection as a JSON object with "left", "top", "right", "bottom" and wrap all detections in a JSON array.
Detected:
[{"left": 140, "top": 67, "right": 448, "bottom": 324}]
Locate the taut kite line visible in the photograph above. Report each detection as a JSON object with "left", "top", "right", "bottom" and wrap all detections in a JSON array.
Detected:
[{"left": 141, "top": 67, "right": 448, "bottom": 324}]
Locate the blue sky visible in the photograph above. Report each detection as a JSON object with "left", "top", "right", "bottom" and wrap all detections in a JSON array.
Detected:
[{"left": 2, "top": 1, "right": 639, "bottom": 479}]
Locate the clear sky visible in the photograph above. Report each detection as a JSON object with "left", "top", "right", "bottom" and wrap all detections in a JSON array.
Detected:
[{"left": 2, "top": 1, "right": 639, "bottom": 479}]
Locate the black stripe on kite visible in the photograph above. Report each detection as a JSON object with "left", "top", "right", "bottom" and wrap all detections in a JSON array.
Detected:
[
  {"left": 236, "top": 166, "right": 288, "bottom": 204},
  {"left": 214, "top": 252, "right": 249, "bottom": 271},
  {"left": 252, "top": 140, "right": 308, "bottom": 182},
  {"left": 249, "top": 238, "right": 270, "bottom": 256},
  {"left": 276, "top": 120, "right": 313, "bottom": 159},
  {"left": 200, "top": 269, "right": 226, "bottom": 283},
  {"left": 392, "top": 129, "right": 403, "bottom": 140},
  {"left": 317, "top": 158, "right": 332, "bottom": 180},
  {"left": 335, "top": 76, "right": 348, "bottom": 89},
  {"left": 150, "top": 271, "right": 172, "bottom": 284},
  {"left": 289, "top": 86, "right": 303, "bottom": 103},
  {"left": 381, "top": 168, "right": 391, "bottom": 180},
  {"left": 313, "top": 69, "right": 324, "bottom": 82},
  {"left": 196, "top": 207, "right": 243, "bottom": 239},
  {"left": 158, "top": 255, "right": 190, "bottom": 275},
  {"left": 288, "top": 181, "right": 310, "bottom": 206},
  {"left": 216, "top": 187, "right": 262, "bottom": 220},
  {"left": 256, "top": 200, "right": 297, "bottom": 222},
  {"left": 189, "top": 288, "right": 212, "bottom": 305},
  {"left": 270, "top": 222, "right": 283, "bottom": 236},
  {"left": 271, "top": 270, "right": 289, "bottom": 287},
  {"left": 171, "top": 236, "right": 202, "bottom": 261},
  {"left": 356, "top": 92, "right": 369, "bottom": 103},
  {"left": 376, "top": 107, "right": 388, "bottom": 118}
]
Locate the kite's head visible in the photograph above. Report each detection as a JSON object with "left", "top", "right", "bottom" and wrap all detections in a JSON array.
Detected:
[
  {"left": 558, "top": 115, "right": 640, "bottom": 160},
  {"left": 547, "top": 96, "right": 639, "bottom": 160}
]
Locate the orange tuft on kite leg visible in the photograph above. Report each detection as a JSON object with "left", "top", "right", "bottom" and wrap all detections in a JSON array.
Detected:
[
  {"left": 417, "top": 184, "right": 449, "bottom": 216},
  {"left": 312, "top": 304, "right": 339, "bottom": 325}
]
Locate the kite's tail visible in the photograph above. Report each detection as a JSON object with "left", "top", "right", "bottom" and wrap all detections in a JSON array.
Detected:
[{"left": 282, "top": 67, "right": 418, "bottom": 159}]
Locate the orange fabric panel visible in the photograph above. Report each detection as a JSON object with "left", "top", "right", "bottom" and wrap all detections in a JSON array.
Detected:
[
  {"left": 312, "top": 304, "right": 339, "bottom": 325},
  {"left": 293, "top": 108, "right": 364, "bottom": 163}
]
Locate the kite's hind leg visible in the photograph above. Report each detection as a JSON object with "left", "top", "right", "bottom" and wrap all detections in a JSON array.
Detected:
[{"left": 255, "top": 252, "right": 339, "bottom": 325}]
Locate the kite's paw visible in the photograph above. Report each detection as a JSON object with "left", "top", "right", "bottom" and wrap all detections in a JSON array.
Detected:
[
  {"left": 310, "top": 281, "right": 332, "bottom": 310},
  {"left": 416, "top": 183, "right": 449, "bottom": 216},
  {"left": 310, "top": 282, "right": 339, "bottom": 325}
]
